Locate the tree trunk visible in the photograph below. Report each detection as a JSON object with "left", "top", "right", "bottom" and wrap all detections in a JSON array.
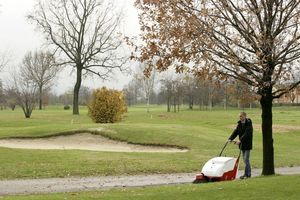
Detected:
[
  {"left": 224, "top": 98, "right": 227, "bottom": 110},
  {"left": 189, "top": 96, "right": 193, "bottom": 110},
  {"left": 173, "top": 96, "right": 176, "bottom": 112},
  {"left": 146, "top": 96, "right": 150, "bottom": 113},
  {"left": 208, "top": 86, "right": 212, "bottom": 111},
  {"left": 200, "top": 99, "right": 203, "bottom": 110},
  {"left": 167, "top": 96, "right": 170, "bottom": 112},
  {"left": 73, "top": 67, "right": 82, "bottom": 115},
  {"left": 208, "top": 96, "right": 212, "bottom": 111},
  {"left": 23, "top": 108, "right": 29, "bottom": 118},
  {"left": 224, "top": 84, "right": 227, "bottom": 110},
  {"left": 39, "top": 85, "right": 43, "bottom": 110},
  {"left": 260, "top": 89, "right": 275, "bottom": 175},
  {"left": 22, "top": 105, "right": 31, "bottom": 118}
]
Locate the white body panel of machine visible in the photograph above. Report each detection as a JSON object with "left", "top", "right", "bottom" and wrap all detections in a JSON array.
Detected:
[{"left": 201, "top": 156, "right": 237, "bottom": 177}]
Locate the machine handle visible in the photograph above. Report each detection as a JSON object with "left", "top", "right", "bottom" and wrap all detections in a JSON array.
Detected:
[
  {"left": 219, "top": 140, "right": 241, "bottom": 158},
  {"left": 219, "top": 141, "right": 230, "bottom": 156}
]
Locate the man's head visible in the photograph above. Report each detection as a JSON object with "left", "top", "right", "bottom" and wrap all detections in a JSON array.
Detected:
[{"left": 239, "top": 112, "right": 247, "bottom": 122}]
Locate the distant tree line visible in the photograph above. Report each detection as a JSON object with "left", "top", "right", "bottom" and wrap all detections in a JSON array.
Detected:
[
  {"left": 123, "top": 71, "right": 259, "bottom": 111},
  {"left": 0, "top": 80, "right": 93, "bottom": 113}
]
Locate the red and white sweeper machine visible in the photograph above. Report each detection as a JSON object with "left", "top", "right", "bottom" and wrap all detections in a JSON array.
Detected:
[{"left": 193, "top": 141, "right": 241, "bottom": 183}]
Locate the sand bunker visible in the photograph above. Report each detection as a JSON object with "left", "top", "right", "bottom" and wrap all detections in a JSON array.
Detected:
[
  {"left": 253, "top": 124, "right": 300, "bottom": 133},
  {"left": 0, "top": 133, "right": 187, "bottom": 153},
  {"left": 227, "top": 124, "right": 300, "bottom": 133}
]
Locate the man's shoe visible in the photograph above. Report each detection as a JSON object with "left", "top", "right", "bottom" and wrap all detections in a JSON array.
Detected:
[{"left": 240, "top": 175, "right": 251, "bottom": 179}]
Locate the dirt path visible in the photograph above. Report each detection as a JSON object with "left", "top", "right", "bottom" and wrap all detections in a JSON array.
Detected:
[{"left": 1, "top": 167, "right": 300, "bottom": 196}]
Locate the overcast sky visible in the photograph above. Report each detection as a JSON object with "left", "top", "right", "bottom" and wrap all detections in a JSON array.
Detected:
[{"left": 0, "top": 0, "right": 140, "bottom": 94}]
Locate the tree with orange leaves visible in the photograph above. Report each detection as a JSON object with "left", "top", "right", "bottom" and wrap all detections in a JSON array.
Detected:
[{"left": 134, "top": 0, "right": 300, "bottom": 175}]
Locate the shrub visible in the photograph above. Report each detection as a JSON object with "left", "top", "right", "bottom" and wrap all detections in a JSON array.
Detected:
[
  {"left": 64, "top": 105, "right": 70, "bottom": 110},
  {"left": 88, "top": 87, "right": 127, "bottom": 123}
]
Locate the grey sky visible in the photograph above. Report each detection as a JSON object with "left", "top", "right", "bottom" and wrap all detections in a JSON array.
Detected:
[{"left": 0, "top": 0, "right": 140, "bottom": 94}]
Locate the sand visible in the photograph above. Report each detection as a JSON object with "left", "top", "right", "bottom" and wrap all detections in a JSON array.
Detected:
[
  {"left": 0, "top": 133, "right": 187, "bottom": 153},
  {"left": 227, "top": 124, "right": 300, "bottom": 133}
]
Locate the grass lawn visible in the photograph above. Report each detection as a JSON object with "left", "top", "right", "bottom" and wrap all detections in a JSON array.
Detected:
[
  {"left": 3, "top": 175, "right": 300, "bottom": 200},
  {"left": 0, "top": 105, "right": 300, "bottom": 179}
]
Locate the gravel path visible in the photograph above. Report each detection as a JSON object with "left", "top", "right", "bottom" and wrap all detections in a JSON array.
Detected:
[{"left": 1, "top": 167, "right": 300, "bottom": 196}]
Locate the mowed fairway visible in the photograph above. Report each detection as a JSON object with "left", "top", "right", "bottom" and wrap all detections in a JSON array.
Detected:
[{"left": 0, "top": 105, "right": 300, "bottom": 179}]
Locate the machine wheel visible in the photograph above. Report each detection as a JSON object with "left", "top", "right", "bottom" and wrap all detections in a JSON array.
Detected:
[{"left": 193, "top": 179, "right": 207, "bottom": 184}]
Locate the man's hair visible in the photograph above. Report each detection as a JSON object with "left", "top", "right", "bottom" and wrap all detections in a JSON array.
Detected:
[{"left": 240, "top": 112, "right": 247, "bottom": 117}]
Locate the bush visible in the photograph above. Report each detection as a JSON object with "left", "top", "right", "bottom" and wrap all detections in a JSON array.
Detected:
[
  {"left": 64, "top": 105, "right": 70, "bottom": 110},
  {"left": 88, "top": 87, "right": 127, "bottom": 123}
]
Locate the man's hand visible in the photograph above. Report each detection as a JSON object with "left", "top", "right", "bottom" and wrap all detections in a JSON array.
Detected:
[{"left": 228, "top": 140, "right": 240, "bottom": 145}]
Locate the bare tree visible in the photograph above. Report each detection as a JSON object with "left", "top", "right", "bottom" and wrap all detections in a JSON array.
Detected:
[
  {"left": 28, "top": 0, "right": 127, "bottom": 115},
  {"left": 182, "top": 75, "right": 198, "bottom": 110},
  {"left": 21, "top": 51, "right": 58, "bottom": 110},
  {"left": 0, "top": 50, "right": 11, "bottom": 110},
  {"left": 160, "top": 74, "right": 185, "bottom": 112},
  {"left": 79, "top": 85, "right": 92, "bottom": 105},
  {"left": 144, "top": 71, "right": 156, "bottom": 113},
  {"left": 136, "top": 64, "right": 157, "bottom": 113},
  {"left": 5, "top": 88, "right": 17, "bottom": 111},
  {"left": 0, "top": 50, "right": 11, "bottom": 72},
  {"left": 59, "top": 90, "right": 73, "bottom": 106},
  {"left": 11, "top": 71, "right": 38, "bottom": 118},
  {"left": 123, "top": 78, "right": 143, "bottom": 106},
  {"left": 135, "top": 0, "right": 300, "bottom": 176},
  {"left": 160, "top": 76, "right": 173, "bottom": 112},
  {"left": 0, "top": 80, "right": 5, "bottom": 109}
]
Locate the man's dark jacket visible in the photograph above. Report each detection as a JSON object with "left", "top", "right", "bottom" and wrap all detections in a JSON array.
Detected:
[{"left": 229, "top": 118, "right": 253, "bottom": 150}]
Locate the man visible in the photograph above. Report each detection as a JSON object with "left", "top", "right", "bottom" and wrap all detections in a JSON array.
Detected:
[{"left": 228, "top": 112, "right": 253, "bottom": 179}]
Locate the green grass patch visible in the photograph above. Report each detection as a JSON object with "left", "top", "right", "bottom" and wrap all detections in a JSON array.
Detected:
[
  {"left": 0, "top": 105, "right": 299, "bottom": 179},
  {"left": 3, "top": 175, "right": 300, "bottom": 200}
]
